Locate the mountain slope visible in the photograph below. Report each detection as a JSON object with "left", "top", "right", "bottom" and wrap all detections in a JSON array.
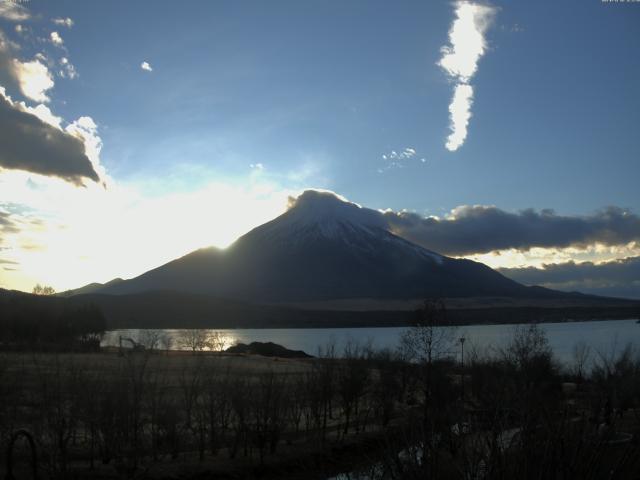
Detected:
[
  {"left": 61, "top": 278, "right": 124, "bottom": 296},
  {"left": 97, "top": 191, "right": 581, "bottom": 302}
]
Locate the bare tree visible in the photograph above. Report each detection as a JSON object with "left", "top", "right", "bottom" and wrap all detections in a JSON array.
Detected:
[
  {"left": 371, "top": 349, "right": 401, "bottom": 427},
  {"left": 177, "top": 329, "right": 227, "bottom": 353},
  {"left": 250, "top": 369, "right": 287, "bottom": 463},
  {"left": 178, "top": 329, "right": 210, "bottom": 353},
  {"left": 571, "top": 340, "right": 592, "bottom": 381},
  {"left": 400, "top": 299, "right": 455, "bottom": 365},
  {"left": 314, "top": 340, "right": 337, "bottom": 443},
  {"left": 32, "top": 354, "right": 83, "bottom": 477},
  {"left": 121, "top": 351, "right": 151, "bottom": 469},
  {"left": 203, "top": 362, "right": 233, "bottom": 455},
  {"left": 143, "top": 364, "right": 169, "bottom": 461},
  {"left": 337, "top": 340, "right": 370, "bottom": 436},
  {"left": 32, "top": 283, "right": 56, "bottom": 295},
  {"left": 286, "top": 375, "right": 307, "bottom": 440},
  {"left": 503, "top": 323, "right": 552, "bottom": 369},
  {"left": 228, "top": 376, "right": 250, "bottom": 459},
  {"left": 399, "top": 299, "right": 456, "bottom": 409},
  {"left": 159, "top": 332, "right": 174, "bottom": 354},
  {"left": 208, "top": 331, "right": 228, "bottom": 352},
  {"left": 139, "top": 329, "right": 163, "bottom": 352}
]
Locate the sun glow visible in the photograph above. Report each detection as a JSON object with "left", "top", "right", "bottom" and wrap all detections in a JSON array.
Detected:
[{"left": 0, "top": 170, "right": 294, "bottom": 292}]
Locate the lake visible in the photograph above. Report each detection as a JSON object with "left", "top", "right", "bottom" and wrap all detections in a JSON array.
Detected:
[{"left": 102, "top": 319, "right": 640, "bottom": 365}]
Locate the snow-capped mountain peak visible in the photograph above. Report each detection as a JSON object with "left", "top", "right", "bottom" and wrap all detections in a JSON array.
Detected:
[
  {"left": 98, "top": 189, "right": 532, "bottom": 302},
  {"left": 282, "top": 190, "right": 386, "bottom": 231},
  {"left": 240, "top": 190, "right": 444, "bottom": 264}
]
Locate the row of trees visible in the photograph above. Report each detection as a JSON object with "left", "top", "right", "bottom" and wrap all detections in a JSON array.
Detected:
[
  {"left": 0, "top": 343, "right": 407, "bottom": 477},
  {"left": 32, "top": 284, "right": 56, "bottom": 296},
  {"left": 135, "top": 329, "right": 229, "bottom": 353},
  {"left": 0, "top": 298, "right": 106, "bottom": 351},
  {"left": 359, "top": 301, "right": 640, "bottom": 479}
]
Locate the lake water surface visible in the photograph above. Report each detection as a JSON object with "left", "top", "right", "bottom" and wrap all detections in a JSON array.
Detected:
[{"left": 103, "top": 319, "right": 640, "bottom": 365}]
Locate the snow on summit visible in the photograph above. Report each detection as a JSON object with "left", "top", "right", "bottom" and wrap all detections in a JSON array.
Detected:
[
  {"left": 248, "top": 190, "right": 444, "bottom": 264},
  {"left": 280, "top": 190, "right": 387, "bottom": 233}
]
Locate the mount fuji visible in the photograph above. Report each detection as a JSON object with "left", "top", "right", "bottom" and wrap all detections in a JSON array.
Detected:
[{"left": 95, "top": 190, "right": 564, "bottom": 303}]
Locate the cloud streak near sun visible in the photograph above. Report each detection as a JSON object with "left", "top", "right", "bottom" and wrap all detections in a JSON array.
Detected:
[{"left": 438, "top": 1, "right": 496, "bottom": 151}]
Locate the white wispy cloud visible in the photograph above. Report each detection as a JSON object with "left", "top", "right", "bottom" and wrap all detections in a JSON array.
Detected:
[
  {"left": 1, "top": 29, "right": 53, "bottom": 103},
  {"left": 19, "top": 102, "right": 63, "bottom": 128},
  {"left": 438, "top": 1, "right": 496, "bottom": 152},
  {"left": 65, "top": 115, "right": 106, "bottom": 181},
  {"left": 59, "top": 57, "right": 77, "bottom": 79},
  {"left": 382, "top": 147, "right": 417, "bottom": 161},
  {"left": 52, "top": 17, "right": 74, "bottom": 28},
  {"left": 50, "top": 31, "right": 63, "bottom": 46},
  {"left": 140, "top": 61, "right": 153, "bottom": 72},
  {"left": 12, "top": 57, "right": 54, "bottom": 103},
  {"left": 0, "top": 1, "right": 30, "bottom": 22},
  {"left": 445, "top": 84, "right": 473, "bottom": 151},
  {"left": 378, "top": 147, "right": 426, "bottom": 173}
]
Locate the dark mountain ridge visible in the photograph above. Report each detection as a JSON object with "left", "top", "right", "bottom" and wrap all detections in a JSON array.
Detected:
[
  {"left": 3, "top": 287, "right": 638, "bottom": 330},
  {"left": 97, "top": 190, "right": 576, "bottom": 303}
]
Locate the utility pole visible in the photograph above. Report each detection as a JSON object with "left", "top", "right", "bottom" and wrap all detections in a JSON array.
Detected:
[{"left": 460, "top": 336, "right": 466, "bottom": 403}]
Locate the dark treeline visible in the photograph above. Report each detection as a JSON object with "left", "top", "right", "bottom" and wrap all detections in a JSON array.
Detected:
[
  {"left": 59, "top": 290, "right": 640, "bottom": 329},
  {"left": 0, "top": 290, "right": 106, "bottom": 350},
  {"left": 1, "top": 287, "right": 639, "bottom": 334},
  {"left": 0, "top": 301, "right": 639, "bottom": 479},
  {"left": 364, "top": 300, "right": 640, "bottom": 479}
]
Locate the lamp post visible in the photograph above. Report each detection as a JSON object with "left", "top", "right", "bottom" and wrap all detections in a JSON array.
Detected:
[{"left": 460, "top": 336, "right": 466, "bottom": 403}]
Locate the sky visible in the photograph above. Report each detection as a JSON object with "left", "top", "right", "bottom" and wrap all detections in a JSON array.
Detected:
[{"left": 0, "top": 0, "right": 639, "bottom": 298}]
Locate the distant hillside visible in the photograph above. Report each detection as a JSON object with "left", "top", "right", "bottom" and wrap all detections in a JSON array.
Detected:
[
  {"left": 0, "top": 288, "right": 106, "bottom": 349},
  {"left": 2, "top": 288, "right": 638, "bottom": 330},
  {"left": 60, "top": 278, "right": 124, "bottom": 296},
  {"left": 69, "top": 290, "right": 640, "bottom": 329}
]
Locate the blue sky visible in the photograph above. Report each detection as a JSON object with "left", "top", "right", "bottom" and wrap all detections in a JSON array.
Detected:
[
  {"left": 1, "top": 0, "right": 639, "bottom": 295},
  {"left": 43, "top": 0, "right": 640, "bottom": 213}
]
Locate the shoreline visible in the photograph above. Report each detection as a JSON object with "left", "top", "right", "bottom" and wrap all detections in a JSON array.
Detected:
[
  {"left": 104, "top": 307, "right": 640, "bottom": 330},
  {"left": 104, "top": 316, "right": 640, "bottom": 331}
]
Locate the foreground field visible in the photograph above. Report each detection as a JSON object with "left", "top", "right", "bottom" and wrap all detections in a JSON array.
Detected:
[
  {"left": 0, "top": 348, "right": 412, "bottom": 479},
  {"left": 1, "top": 322, "right": 640, "bottom": 479}
]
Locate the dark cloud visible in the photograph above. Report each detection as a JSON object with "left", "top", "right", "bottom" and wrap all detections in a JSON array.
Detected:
[
  {"left": 0, "top": 257, "right": 19, "bottom": 272},
  {"left": 0, "top": 208, "right": 46, "bottom": 261},
  {"left": 0, "top": 29, "right": 19, "bottom": 91},
  {"left": 0, "top": 211, "right": 15, "bottom": 261},
  {"left": 0, "top": 210, "right": 19, "bottom": 234},
  {"left": 382, "top": 205, "right": 640, "bottom": 256},
  {"left": 287, "top": 191, "right": 640, "bottom": 256},
  {"left": 0, "top": 92, "right": 100, "bottom": 185},
  {"left": 499, "top": 257, "right": 640, "bottom": 299}
]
